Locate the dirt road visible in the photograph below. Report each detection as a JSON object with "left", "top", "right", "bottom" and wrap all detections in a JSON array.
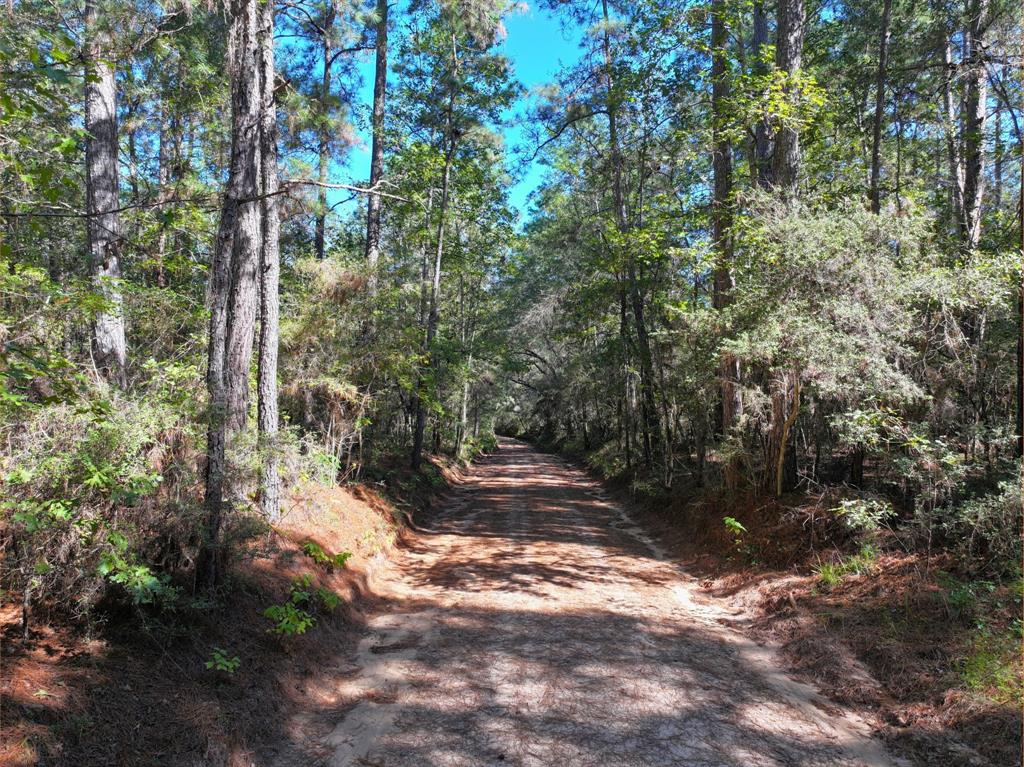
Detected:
[{"left": 320, "top": 439, "right": 901, "bottom": 767}]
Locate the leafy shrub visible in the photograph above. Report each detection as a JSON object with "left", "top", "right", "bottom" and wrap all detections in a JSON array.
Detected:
[
  {"left": 263, "top": 601, "right": 316, "bottom": 636},
  {"left": 263, "top": 573, "right": 341, "bottom": 635},
  {"left": 832, "top": 497, "right": 894, "bottom": 533},
  {"left": 205, "top": 647, "right": 241, "bottom": 674},
  {"left": 301, "top": 540, "right": 352, "bottom": 569},
  {"left": 315, "top": 586, "right": 341, "bottom": 611},
  {"left": 723, "top": 516, "right": 747, "bottom": 538},
  {"left": 941, "top": 483, "right": 1022, "bottom": 576},
  {"left": 1, "top": 387, "right": 200, "bottom": 622}
]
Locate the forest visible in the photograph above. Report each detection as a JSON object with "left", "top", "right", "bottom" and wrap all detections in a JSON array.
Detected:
[{"left": 1, "top": 0, "right": 1022, "bottom": 764}]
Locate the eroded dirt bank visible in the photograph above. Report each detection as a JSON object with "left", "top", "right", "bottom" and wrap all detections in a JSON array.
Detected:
[{"left": 304, "top": 438, "right": 903, "bottom": 767}]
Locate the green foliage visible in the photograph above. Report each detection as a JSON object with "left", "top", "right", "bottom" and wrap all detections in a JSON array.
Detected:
[
  {"left": 1, "top": 379, "right": 201, "bottom": 620},
  {"left": 263, "top": 601, "right": 316, "bottom": 637},
  {"left": 723, "top": 516, "right": 747, "bottom": 537},
  {"left": 814, "top": 544, "right": 880, "bottom": 589},
  {"left": 97, "top": 533, "right": 180, "bottom": 607},
  {"left": 959, "top": 626, "right": 1023, "bottom": 705},
  {"left": 832, "top": 498, "right": 895, "bottom": 533},
  {"left": 940, "top": 484, "right": 1023, "bottom": 576},
  {"left": 263, "top": 574, "right": 341, "bottom": 636},
  {"left": 315, "top": 586, "right": 341, "bottom": 611},
  {"left": 205, "top": 647, "right": 241, "bottom": 674},
  {"left": 302, "top": 541, "right": 352, "bottom": 569}
]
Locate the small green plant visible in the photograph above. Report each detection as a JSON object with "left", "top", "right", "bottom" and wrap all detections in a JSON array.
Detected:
[
  {"left": 263, "top": 574, "right": 341, "bottom": 635},
  {"left": 205, "top": 647, "right": 241, "bottom": 674},
  {"left": 97, "top": 532, "right": 180, "bottom": 606},
  {"left": 937, "top": 572, "right": 997, "bottom": 616},
  {"left": 723, "top": 516, "right": 747, "bottom": 546},
  {"left": 316, "top": 586, "right": 341, "bottom": 611},
  {"left": 722, "top": 516, "right": 760, "bottom": 564},
  {"left": 302, "top": 540, "right": 352, "bottom": 569},
  {"left": 814, "top": 544, "right": 880, "bottom": 589},
  {"left": 816, "top": 562, "right": 843, "bottom": 588},
  {"left": 264, "top": 601, "right": 316, "bottom": 636}
]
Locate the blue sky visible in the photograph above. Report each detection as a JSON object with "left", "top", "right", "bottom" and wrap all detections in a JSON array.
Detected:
[{"left": 334, "top": 3, "right": 584, "bottom": 222}]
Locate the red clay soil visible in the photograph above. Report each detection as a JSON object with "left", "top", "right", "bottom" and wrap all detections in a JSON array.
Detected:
[{"left": 0, "top": 480, "right": 407, "bottom": 767}]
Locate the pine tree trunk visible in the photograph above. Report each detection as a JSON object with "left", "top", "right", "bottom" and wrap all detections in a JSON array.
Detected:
[
  {"left": 767, "top": 0, "right": 805, "bottom": 495},
  {"left": 993, "top": 108, "right": 1002, "bottom": 210},
  {"left": 411, "top": 142, "right": 453, "bottom": 470},
  {"left": 942, "top": 38, "right": 966, "bottom": 228},
  {"left": 959, "top": 0, "right": 989, "bottom": 249},
  {"left": 258, "top": 0, "right": 281, "bottom": 522},
  {"left": 315, "top": 6, "right": 335, "bottom": 261},
  {"left": 751, "top": 1, "right": 771, "bottom": 188},
  {"left": 602, "top": 0, "right": 658, "bottom": 468},
  {"left": 202, "top": 0, "right": 264, "bottom": 587},
  {"left": 84, "top": 0, "right": 127, "bottom": 387},
  {"left": 712, "top": 0, "right": 742, "bottom": 491},
  {"left": 869, "top": 0, "right": 893, "bottom": 213},
  {"left": 364, "top": 0, "right": 389, "bottom": 290},
  {"left": 771, "top": 0, "right": 805, "bottom": 192}
]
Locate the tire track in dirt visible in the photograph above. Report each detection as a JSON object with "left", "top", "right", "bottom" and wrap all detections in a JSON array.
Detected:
[{"left": 314, "top": 438, "right": 906, "bottom": 767}]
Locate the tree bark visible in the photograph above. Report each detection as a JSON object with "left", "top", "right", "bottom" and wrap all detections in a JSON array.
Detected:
[
  {"left": 771, "top": 0, "right": 805, "bottom": 192},
  {"left": 942, "top": 37, "right": 966, "bottom": 229},
  {"left": 751, "top": 1, "right": 771, "bottom": 188},
  {"left": 314, "top": 4, "right": 335, "bottom": 261},
  {"left": 1017, "top": 123, "right": 1023, "bottom": 458},
  {"left": 258, "top": 0, "right": 281, "bottom": 522},
  {"left": 712, "top": 0, "right": 742, "bottom": 490},
  {"left": 364, "top": 0, "right": 389, "bottom": 289},
  {"left": 869, "top": 0, "right": 893, "bottom": 213},
  {"left": 411, "top": 140, "right": 453, "bottom": 470},
  {"left": 993, "top": 107, "right": 1002, "bottom": 210},
  {"left": 959, "top": 0, "right": 989, "bottom": 249},
  {"left": 84, "top": 0, "right": 127, "bottom": 387},
  {"left": 767, "top": 0, "right": 805, "bottom": 495},
  {"left": 202, "top": 0, "right": 264, "bottom": 586}
]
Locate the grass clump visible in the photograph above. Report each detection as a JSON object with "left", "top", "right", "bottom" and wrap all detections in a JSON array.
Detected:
[{"left": 814, "top": 544, "right": 879, "bottom": 589}]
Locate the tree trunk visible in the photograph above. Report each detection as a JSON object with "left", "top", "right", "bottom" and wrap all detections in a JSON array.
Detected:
[
  {"left": 959, "top": 0, "right": 989, "bottom": 249},
  {"left": 771, "top": 0, "right": 805, "bottom": 192},
  {"left": 202, "top": 0, "right": 263, "bottom": 587},
  {"left": 411, "top": 142, "right": 454, "bottom": 470},
  {"left": 154, "top": 95, "right": 181, "bottom": 289},
  {"left": 850, "top": 443, "right": 865, "bottom": 487},
  {"left": 314, "top": 5, "right": 335, "bottom": 261},
  {"left": 751, "top": 1, "right": 771, "bottom": 188},
  {"left": 993, "top": 105, "right": 1002, "bottom": 211},
  {"left": 602, "top": 0, "right": 658, "bottom": 468},
  {"left": 869, "top": 0, "right": 893, "bottom": 213},
  {"left": 712, "top": 0, "right": 743, "bottom": 490},
  {"left": 618, "top": 286, "right": 634, "bottom": 473},
  {"left": 364, "top": 0, "right": 389, "bottom": 290},
  {"left": 1017, "top": 134, "right": 1023, "bottom": 458},
  {"left": 767, "top": 0, "right": 804, "bottom": 495},
  {"left": 258, "top": 0, "right": 281, "bottom": 522},
  {"left": 942, "top": 37, "right": 966, "bottom": 228},
  {"left": 84, "top": 0, "right": 127, "bottom": 387},
  {"left": 768, "top": 370, "right": 800, "bottom": 495}
]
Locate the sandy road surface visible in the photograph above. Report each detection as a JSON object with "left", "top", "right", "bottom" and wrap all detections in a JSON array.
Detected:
[{"left": 317, "top": 439, "right": 902, "bottom": 767}]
